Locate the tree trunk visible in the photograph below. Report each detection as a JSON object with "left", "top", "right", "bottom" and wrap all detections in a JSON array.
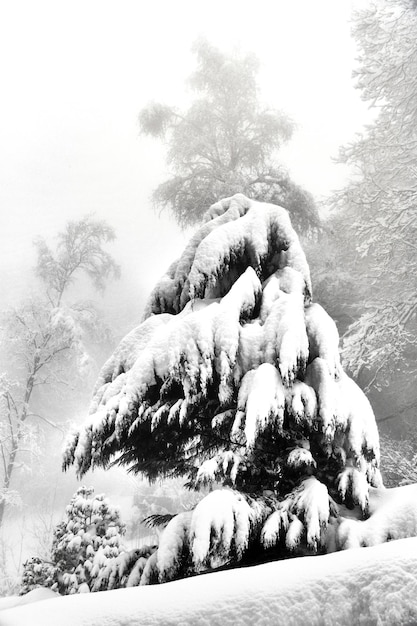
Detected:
[
  {"left": 0, "top": 444, "right": 18, "bottom": 527},
  {"left": 0, "top": 369, "right": 35, "bottom": 527}
]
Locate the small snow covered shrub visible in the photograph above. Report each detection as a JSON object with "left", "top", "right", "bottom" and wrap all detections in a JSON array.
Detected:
[
  {"left": 51, "top": 486, "right": 126, "bottom": 594},
  {"left": 63, "top": 194, "right": 408, "bottom": 584},
  {"left": 20, "top": 486, "right": 126, "bottom": 596},
  {"left": 20, "top": 557, "right": 55, "bottom": 595}
]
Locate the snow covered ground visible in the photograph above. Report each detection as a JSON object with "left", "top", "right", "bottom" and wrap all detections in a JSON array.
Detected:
[{"left": 2, "top": 536, "right": 417, "bottom": 625}]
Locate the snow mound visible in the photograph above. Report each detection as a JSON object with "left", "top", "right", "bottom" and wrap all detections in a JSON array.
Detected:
[
  {"left": 2, "top": 537, "right": 417, "bottom": 625},
  {"left": 0, "top": 588, "right": 57, "bottom": 611},
  {"left": 338, "top": 483, "right": 417, "bottom": 549}
]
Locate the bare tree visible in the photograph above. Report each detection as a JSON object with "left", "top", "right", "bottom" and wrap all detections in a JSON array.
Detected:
[{"left": 0, "top": 216, "right": 120, "bottom": 526}]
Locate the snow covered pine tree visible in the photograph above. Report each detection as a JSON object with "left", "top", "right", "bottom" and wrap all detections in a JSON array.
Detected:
[
  {"left": 50, "top": 486, "right": 125, "bottom": 594},
  {"left": 63, "top": 194, "right": 415, "bottom": 585},
  {"left": 20, "top": 487, "right": 126, "bottom": 595},
  {"left": 20, "top": 558, "right": 55, "bottom": 595}
]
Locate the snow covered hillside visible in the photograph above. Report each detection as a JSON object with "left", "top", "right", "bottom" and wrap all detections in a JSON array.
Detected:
[
  {"left": 2, "top": 536, "right": 417, "bottom": 625},
  {"left": 9, "top": 195, "right": 416, "bottom": 619}
]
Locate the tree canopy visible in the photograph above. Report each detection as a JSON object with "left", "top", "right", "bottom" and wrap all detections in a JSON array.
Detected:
[
  {"left": 139, "top": 40, "right": 320, "bottom": 236},
  {"left": 35, "top": 216, "right": 120, "bottom": 305}
]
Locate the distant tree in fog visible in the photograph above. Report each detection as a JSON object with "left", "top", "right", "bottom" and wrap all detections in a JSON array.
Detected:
[
  {"left": 139, "top": 39, "right": 320, "bottom": 236},
  {"left": 0, "top": 217, "right": 119, "bottom": 526}
]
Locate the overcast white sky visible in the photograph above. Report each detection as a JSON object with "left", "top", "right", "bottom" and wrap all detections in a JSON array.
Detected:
[{"left": 0, "top": 0, "right": 370, "bottom": 325}]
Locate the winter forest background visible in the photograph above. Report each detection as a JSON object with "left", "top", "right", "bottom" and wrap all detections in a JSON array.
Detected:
[{"left": 2, "top": 0, "right": 417, "bottom": 618}]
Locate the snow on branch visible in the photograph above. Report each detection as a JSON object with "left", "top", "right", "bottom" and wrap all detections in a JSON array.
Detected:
[
  {"left": 156, "top": 511, "right": 192, "bottom": 582},
  {"left": 305, "top": 303, "right": 341, "bottom": 379},
  {"left": 261, "top": 477, "right": 335, "bottom": 551},
  {"left": 195, "top": 450, "right": 243, "bottom": 487},
  {"left": 233, "top": 363, "right": 285, "bottom": 446},
  {"left": 144, "top": 194, "right": 311, "bottom": 317},
  {"left": 153, "top": 489, "right": 274, "bottom": 581}
]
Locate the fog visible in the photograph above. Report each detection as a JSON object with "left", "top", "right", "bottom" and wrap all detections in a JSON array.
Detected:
[
  {"left": 1, "top": 0, "right": 368, "bottom": 308},
  {"left": 0, "top": 0, "right": 371, "bottom": 593}
]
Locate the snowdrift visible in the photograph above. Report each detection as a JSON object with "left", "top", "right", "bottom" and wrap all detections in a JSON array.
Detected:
[{"left": 2, "top": 536, "right": 417, "bottom": 625}]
